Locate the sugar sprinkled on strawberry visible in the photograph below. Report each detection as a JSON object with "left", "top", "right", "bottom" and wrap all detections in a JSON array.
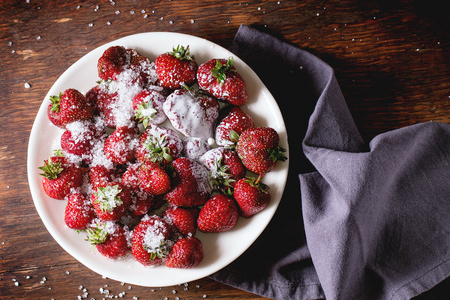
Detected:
[
  {"left": 131, "top": 215, "right": 173, "bottom": 267},
  {"left": 85, "top": 219, "right": 130, "bottom": 259}
]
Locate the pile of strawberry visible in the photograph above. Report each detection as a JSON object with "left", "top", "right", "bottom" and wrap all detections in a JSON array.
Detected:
[{"left": 39, "top": 44, "right": 287, "bottom": 269}]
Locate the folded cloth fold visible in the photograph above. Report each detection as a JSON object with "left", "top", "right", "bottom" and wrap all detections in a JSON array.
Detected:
[{"left": 210, "top": 24, "right": 450, "bottom": 300}]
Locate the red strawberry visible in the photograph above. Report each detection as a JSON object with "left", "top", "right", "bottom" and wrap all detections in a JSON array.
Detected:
[
  {"left": 199, "top": 147, "right": 246, "bottom": 194},
  {"left": 103, "top": 126, "right": 139, "bottom": 165},
  {"left": 215, "top": 106, "right": 254, "bottom": 147},
  {"left": 165, "top": 236, "right": 203, "bottom": 269},
  {"left": 85, "top": 85, "right": 119, "bottom": 128},
  {"left": 47, "top": 102, "right": 63, "bottom": 127},
  {"left": 97, "top": 46, "right": 128, "bottom": 81},
  {"left": 138, "top": 160, "right": 171, "bottom": 195},
  {"left": 197, "top": 194, "right": 239, "bottom": 233},
  {"left": 85, "top": 220, "right": 129, "bottom": 259},
  {"left": 132, "top": 215, "right": 173, "bottom": 267},
  {"left": 164, "top": 206, "right": 199, "bottom": 236},
  {"left": 64, "top": 192, "right": 96, "bottom": 230},
  {"left": 39, "top": 155, "right": 84, "bottom": 200},
  {"left": 136, "top": 125, "right": 183, "bottom": 166},
  {"left": 165, "top": 157, "right": 212, "bottom": 207},
  {"left": 155, "top": 45, "right": 198, "bottom": 89},
  {"left": 47, "top": 89, "right": 93, "bottom": 128},
  {"left": 91, "top": 182, "right": 131, "bottom": 221},
  {"left": 121, "top": 162, "right": 141, "bottom": 191},
  {"left": 233, "top": 177, "right": 271, "bottom": 218},
  {"left": 236, "top": 127, "right": 287, "bottom": 176},
  {"left": 60, "top": 121, "right": 97, "bottom": 161},
  {"left": 121, "top": 163, "right": 155, "bottom": 216},
  {"left": 197, "top": 57, "right": 248, "bottom": 105},
  {"left": 132, "top": 89, "right": 167, "bottom": 128},
  {"left": 89, "top": 164, "right": 116, "bottom": 189},
  {"left": 128, "top": 192, "right": 154, "bottom": 217}
]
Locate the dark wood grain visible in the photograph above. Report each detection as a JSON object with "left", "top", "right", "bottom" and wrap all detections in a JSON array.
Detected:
[{"left": 1, "top": 0, "right": 448, "bottom": 299}]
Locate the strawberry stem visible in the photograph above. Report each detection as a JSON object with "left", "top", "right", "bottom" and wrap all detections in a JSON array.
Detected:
[{"left": 255, "top": 173, "right": 264, "bottom": 185}]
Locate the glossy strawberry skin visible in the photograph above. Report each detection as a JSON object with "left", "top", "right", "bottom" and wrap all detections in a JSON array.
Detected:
[
  {"left": 197, "top": 58, "right": 248, "bottom": 105},
  {"left": 164, "top": 206, "right": 199, "bottom": 236},
  {"left": 223, "top": 150, "right": 246, "bottom": 179},
  {"left": 47, "top": 89, "right": 93, "bottom": 128},
  {"left": 64, "top": 193, "right": 96, "bottom": 230},
  {"left": 155, "top": 51, "right": 198, "bottom": 89},
  {"left": 197, "top": 194, "right": 239, "bottom": 233},
  {"left": 132, "top": 216, "right": 173, "bottom": 267},
  {"left": 47, "top": 103, "right": 63, "bottom": 127},
  {"left": 215, "top": 106, "right": 254, "bottom": 147},
  {"left": 40, "top": 156, "right": 84, "bottom": 200},
  {"left": 138, "top": 160, "right": 171, "bottom": 195},
  {"left": 60, "top": 89, "right": 93, "bottom": 126},
  {"left": 165, "top": 236, "right": 203, "bottom": 269},
  {"left": 233, "top": 178, "right": 271, "bottom": 218},
  {"left": 165, "top": 157, "right": 211, "bottom": 207},
  {"left": 236, "top": 127, "right": 286, "bottom": 175}
]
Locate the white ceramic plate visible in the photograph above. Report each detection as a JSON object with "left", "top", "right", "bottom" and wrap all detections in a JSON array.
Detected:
[{"left": 27, "top": 32, "right": 289, "bottom": 287}]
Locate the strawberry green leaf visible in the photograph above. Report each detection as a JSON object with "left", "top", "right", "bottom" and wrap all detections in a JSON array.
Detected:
[
  {"left": 49, "top": 93, "right": 62, "bottom": 112},
  {"left": 211, "top": 57, "right": 234, "bottom": 84},
  {"left": 85, "top": 224, "right": 108, "bottom": 245},
  {"left": 169, "top": 45, "right": 195, "bottom": 61},
  {"left": 269, "top": 146, "right": 288, "bottom": 162},
  {"left": 208, "top": 156, "right": 236, "bottom": 192},
  {"left": 143, "top": 241, "right": 170, "bottom": 259},
  {"left": 38, "top": 160, "right": 63, "bottom": 180},
  {"left": 53, "top": 149, "right": 64, "bottom": 157},
  {"left": 135, "top": 101, "right": 157, "bottom": 129},
  {"left": 144, "top": 135, "right": 173, "bottom": 163},
  {"left": 244, "top": 176, "right": 270, "bottom": 191},
  {"left": 94, "top": 185, "right": 123, "bottom": 212},
  {"left": 229, "top": 130, "right": 240, "bottom": 144}
]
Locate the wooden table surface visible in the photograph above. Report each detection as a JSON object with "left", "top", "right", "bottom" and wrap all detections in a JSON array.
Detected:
[{"left": 1, "top": 1, "right": 449, "bottom": 299}]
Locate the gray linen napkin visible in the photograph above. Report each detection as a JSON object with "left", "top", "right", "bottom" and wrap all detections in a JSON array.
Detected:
[{"left": 209, "top": 24, "right": 450, "bottom": 300}]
